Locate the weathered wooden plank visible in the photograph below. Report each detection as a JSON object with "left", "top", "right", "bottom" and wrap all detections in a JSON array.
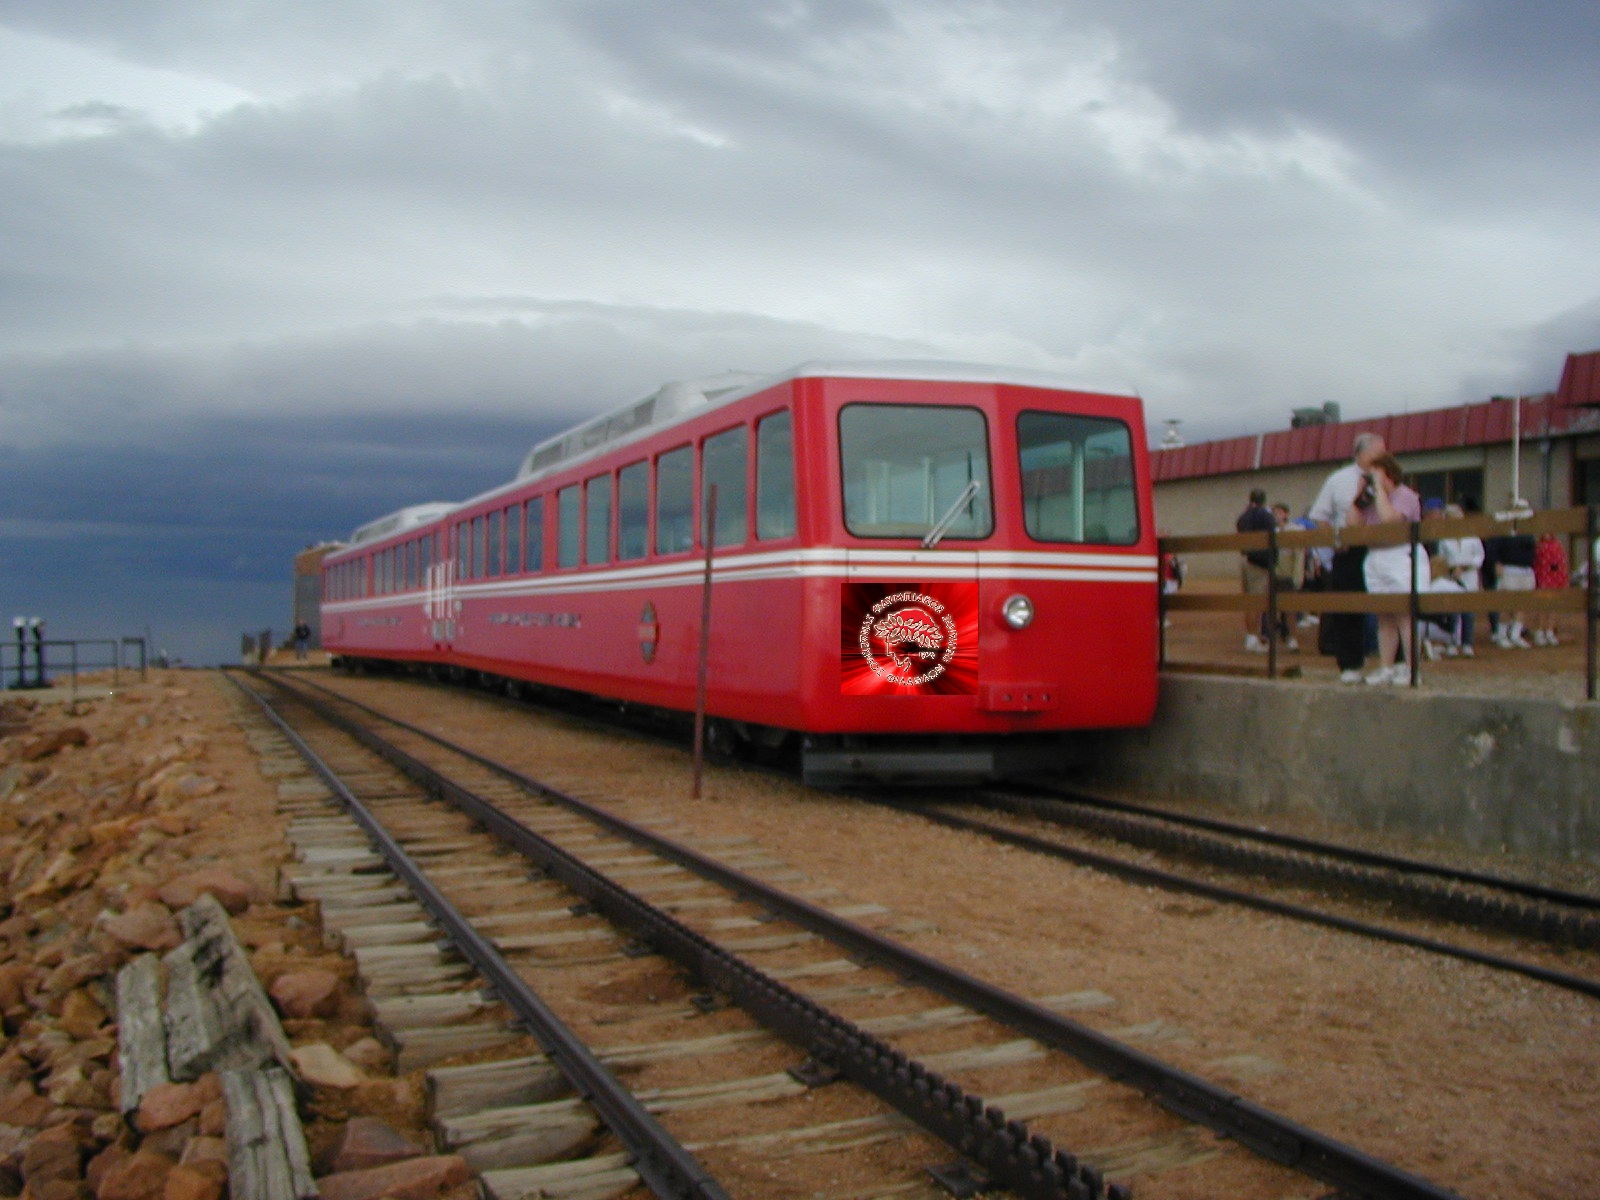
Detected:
[
  {"left": 115, "top": 953, "right": 170, "bottom": 1115},
  {"left": 479, "top": 1151, "right": 638, "bottom": 1200},
  {"left": 427, "top": 1054, "right": 569, "bottom": 1120},
  {"left": 221, "top": 1067, "right": 318, "bottom": 1200},
  {"left": 392, "top": 1024, "right": 526, "bottom": 1073},
  {"left": 164, "top": 895, "right": 297, "bottom": 1080}
]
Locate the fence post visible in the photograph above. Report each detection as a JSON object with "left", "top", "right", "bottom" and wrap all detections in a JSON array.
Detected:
[
  {"left": 1407, "top": 521, "right": 1421, "bottom": 687},
  {"left": 1265, "top": 527, "right": 1279, "bottom": 679},
  {"left": 1157, "top": 546, "right": 1168, "bottom": 669}
]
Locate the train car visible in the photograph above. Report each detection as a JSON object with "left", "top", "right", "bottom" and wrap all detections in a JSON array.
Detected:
[{"left": 320, "top": 361, "right": 1159, "bottom": 784}]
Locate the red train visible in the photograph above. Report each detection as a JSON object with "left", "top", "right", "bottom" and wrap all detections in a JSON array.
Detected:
[{"left": 321, "top": 361, "right": 1159, "bottom": 784}]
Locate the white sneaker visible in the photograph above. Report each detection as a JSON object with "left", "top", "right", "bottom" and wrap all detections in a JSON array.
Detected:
[
  {"left": 1298, "top": 615, "right": 1319, "bottom": 628},
  {"left": 1339, "top": 669, "right": 1364, "bottom": 684},
  {"left": 1547, "top": 631, "right": 1561, "bottom": 647},
  {"left": 1444, "top": 644, "right": 1460, "bottom": 657},
  {"left": 1510, "top": 633, "right": 1532, "bottom": 649},
  {"left": 1422, "top": 640, "right": 1439, "bottom": 661},
  {"left": 1460, "top": 644, "right": 1475, "bottom": 658},
  {"left": 1244, "top": 634, "right": 1267, "bottom": 653},
  {"left": 1491, "top": 632, "right": 1510, "bottom": 648},
  {"left": 1365, "top": 666, "right": 1397, "bottom": 685},
  {"left": 1284, "top": 637, "right": 1299, "bottom": 651}
]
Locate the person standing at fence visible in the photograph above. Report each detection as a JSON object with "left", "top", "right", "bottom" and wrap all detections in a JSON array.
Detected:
[
  {"left": 1435, "top": 501, "right": 1483, "bottom": 657},
  {"left": 293, "top": 621, "right": 312, "bottom": 661},
  {"left": 1357, "top": 454, "right": 1428, "bottom": 684},
  {"left": 1533, "top": 532, "right": 1569, "bottom": 646},
  {"left": 1270, "top": 502, "right": 1301, "bottom": 650},
  {"left": 1309, "top": 432, "right": 1387, "bottom": 683},
  {"left": 1236, "top": 488, "right": 1277, "bottom": 653},
  {"left": 1490, "top": 520, "right": 1537, "bottom": 648}
]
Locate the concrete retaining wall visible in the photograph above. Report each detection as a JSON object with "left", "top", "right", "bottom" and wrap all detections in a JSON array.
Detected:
[{"left": 1085, "top": 676, "right": 1600, "bottom": 865}]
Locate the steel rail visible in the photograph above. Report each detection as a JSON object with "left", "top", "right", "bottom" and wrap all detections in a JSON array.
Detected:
[
  {"left": 232, "top": 676, "right": 733, "bottom": 1200},
  {"left": 245, "top": 671, "right": 1128, "bottom": 1200},
  {"left": 892, "top": 797, "right": 1600, "bottom": 1002},
  {"left": 1016, "top": 784, "right": 1600, "bottom": 914},
  {"left": 262, "top": 669, "right": 1465, "bottom": 1200},
  {"left": 978, "top": 788, "right": 1600, "bottom": 952}
]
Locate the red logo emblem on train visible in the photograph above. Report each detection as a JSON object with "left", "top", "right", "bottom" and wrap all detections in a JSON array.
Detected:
[{"left": 841, "top": 583, "right": 978, "bottom": 695}]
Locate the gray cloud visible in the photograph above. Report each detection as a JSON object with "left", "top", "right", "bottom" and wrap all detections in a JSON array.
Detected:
[{"left": 0, "top": 0, "right": 1595, "bottom": 661}]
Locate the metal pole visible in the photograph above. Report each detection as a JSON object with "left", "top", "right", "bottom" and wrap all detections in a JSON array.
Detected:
[
  {"left": 30, "top": 620, "right": 45, "bottom": 689},
  {"left": 1408, "top": 522, "right": 1421, "bottom": 687},
  {"left": 692, "top": 485, "right": 718, "bottom": 800},
  {"left": 1587, "top": 504, "right": 1596, "bottom": 704}
]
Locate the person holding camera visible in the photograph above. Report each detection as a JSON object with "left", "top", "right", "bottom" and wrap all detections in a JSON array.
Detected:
[
  {"left": 1353, "top": 454, "right": 1427, "bottom": 683},
  {"left": 1308, "top": 432, "right": 1387, "bottom": 682}
]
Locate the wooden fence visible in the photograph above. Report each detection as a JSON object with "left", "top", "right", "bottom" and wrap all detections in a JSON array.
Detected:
[{"left": 1158, "top": 505, "right": 1599, "bottom": 699}]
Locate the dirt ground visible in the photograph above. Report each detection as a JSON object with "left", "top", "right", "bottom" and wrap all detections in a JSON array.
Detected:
[{"left": 5, "top": 663, "right": 1597, "bottom": 1199}]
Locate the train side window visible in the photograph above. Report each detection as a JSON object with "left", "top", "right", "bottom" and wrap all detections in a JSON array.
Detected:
[
  {"left": 456, "top": 522, "right": 470, "bottom": 581},
  {"left": 702, "top": 426, "right": 748, "bottom": 547},
  {"left": 617, "top": 461, "right": 649, "bottom": 561},
  {"left": 585, "top": 473, "right": 612, "bottom": 565},
  {"left": 469, "top": 516, "right": 484, "bottom": 579},
  {"left": 420, "top": 533, "right": 432, "bottom": 583},
  {"left": 1016, "top": 412, "right": 1138, "bottom": 545},
  {"left": 656, "top": 445, "right": 694, "bottom": 555},
  {"left": 524, "top": 497, "right": 544, "bottom": 572},
  {"left": 839, "top": 404, "right": 993, "bottom": 540},
  {"left": 756, "top": 410, "right": 796, "bottom": 540},
  {"left": 557, "top": 484, "right": 581, "bottom": 568},
  {"left": 488, "top": 509, "right": 503, "bottom": 577},
  {"left": 505, "top": 505, "right": 522, "bottom": 575}
]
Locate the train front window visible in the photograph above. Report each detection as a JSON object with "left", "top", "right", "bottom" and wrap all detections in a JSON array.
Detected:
[
  {"left": 1017, "top": 412, "right": 1138, "bottom": 545},
  {"left": 839, "top": 404, "right": 993, "bottom": 540}
]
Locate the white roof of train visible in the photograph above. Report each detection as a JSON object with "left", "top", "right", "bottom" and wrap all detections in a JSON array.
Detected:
[
  {"left": 513, "top": 359, "right": 1129, "bottom": 486},
  {"left": 334, "top": 360, "right": 1131, "bottom": 547}
]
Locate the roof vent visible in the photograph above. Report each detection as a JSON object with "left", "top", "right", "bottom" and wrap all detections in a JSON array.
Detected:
[{"left": 1291, "top": 401, "right": 1341, "bottom": 428}]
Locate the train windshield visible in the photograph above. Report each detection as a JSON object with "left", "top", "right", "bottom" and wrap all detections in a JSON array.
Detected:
[
  {"left": 1017, "top": 412, "right": 1138, "bottom": 545},
  {"left": 839, "top": 404, "right": 993, "bottom": 540}
]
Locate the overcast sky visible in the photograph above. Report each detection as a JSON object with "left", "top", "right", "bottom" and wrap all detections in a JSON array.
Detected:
[{"left": 1, "top": 1, "right": 1597, "bottom": 666}]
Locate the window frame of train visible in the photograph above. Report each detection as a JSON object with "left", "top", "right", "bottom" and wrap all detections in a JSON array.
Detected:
[
  {"left": 702, "top": 424, "right": 749, "bottom": 547},
  {"left": 523, "top": 496, "right": 545, "bottom": 573},
  {"left": 503, "top": 503, "right": 522, "bottom": 575},
  {"left": 756, "top": 409, "right": 796, "bottom": 541},
  {"left": 618, "top": 460, "right": 650, "bottom": 562},
  {"left": 557, "top": 483, "right": 582, "bottom": 569},
  {"left": 1016, "top": 411, "right": 1139, "bottom": 546},
  {"left": 487, "top": 508, "right": 503, "bottom": 577},
  {"left": 585, "top": 472, "right": 612, "bottom": 566},
  {"left": 656, "top": 444, "right": 695, "bottom": 556},
  {"left": 837, "top": 403, "right": 995, "bottom": 541}
]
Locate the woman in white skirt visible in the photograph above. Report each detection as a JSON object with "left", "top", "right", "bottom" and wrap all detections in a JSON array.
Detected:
[{"left": 1351, "top": 454, "right": 1428, "bottom": 684}]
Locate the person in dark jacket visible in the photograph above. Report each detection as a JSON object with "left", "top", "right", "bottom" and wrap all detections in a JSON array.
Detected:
[{"left": 1236, "top": 488, "right": 1277, "bottom": 652}]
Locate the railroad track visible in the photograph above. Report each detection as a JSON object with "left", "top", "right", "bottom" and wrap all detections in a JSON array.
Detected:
[
  {"left": 897, "top": 787, "right": 1600, "bottom": 1003},
  {"left": 227, "top": 668, "right": 1466, "bottom": 1200}
]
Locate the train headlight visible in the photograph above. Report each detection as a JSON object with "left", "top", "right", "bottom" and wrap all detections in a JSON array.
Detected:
[{"left": 1000, "top": 593, "right": 1034, "bottom": 630}]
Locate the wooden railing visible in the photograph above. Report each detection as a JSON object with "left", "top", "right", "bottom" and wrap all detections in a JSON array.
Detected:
[{"left": 1158, "top": 505, "right": 1599, "bottom": 699}]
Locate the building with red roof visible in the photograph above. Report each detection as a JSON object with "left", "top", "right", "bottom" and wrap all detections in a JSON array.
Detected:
[{"left": 1152, "top": 350, "right": 1600, "bottom": 563}]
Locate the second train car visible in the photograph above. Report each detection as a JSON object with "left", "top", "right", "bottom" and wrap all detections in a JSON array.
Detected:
[{"left": 320, "top": 361, "right": 1159, "bottom": 784}]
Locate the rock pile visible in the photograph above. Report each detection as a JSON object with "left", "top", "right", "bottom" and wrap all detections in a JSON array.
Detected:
[{"left": 0, "top": 678, "right": 465, "bottom": 1200}]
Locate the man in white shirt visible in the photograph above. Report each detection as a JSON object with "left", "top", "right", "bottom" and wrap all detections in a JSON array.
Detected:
[{"left": 1308, "top": 432, "right": 1386, "bottom": 682}]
